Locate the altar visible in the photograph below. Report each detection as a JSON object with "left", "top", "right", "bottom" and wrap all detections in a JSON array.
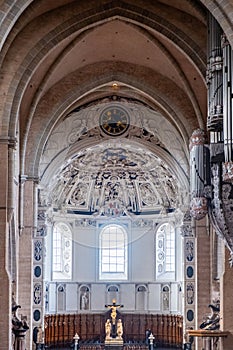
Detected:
[{"left": 104, "top": 299, "right": 124, "bottom": 349}]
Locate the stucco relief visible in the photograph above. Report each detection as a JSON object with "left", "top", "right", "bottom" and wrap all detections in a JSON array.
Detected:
[
  {"left": 41, "top": 142, "right": 182, "bottom": 217},
  {"left": 39, "top": 100, "right": 188, "bottom": 180}
]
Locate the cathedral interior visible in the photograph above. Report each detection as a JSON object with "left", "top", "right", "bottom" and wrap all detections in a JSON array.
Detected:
[{"left": 1, "top": 1, "right": 233, "bottom": 350}]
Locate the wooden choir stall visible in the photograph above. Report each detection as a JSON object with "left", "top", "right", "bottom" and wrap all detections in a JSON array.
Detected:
[{"left": 44, "top": 312, "right": 183, "bottom": 348}]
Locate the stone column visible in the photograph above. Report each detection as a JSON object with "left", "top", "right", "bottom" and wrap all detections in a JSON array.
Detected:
[
  {"left": 220, "top": 248, "right": 233, "bottom": 349},
  {"left": 0, "top": 141, "right": 11, "bottom": 349},
  {"left": 13, "top": 325, "right": 29, "bottom": 350},
  {"left": 18, "top": 178, "right": 35, "bottom": 349},
  {"left": 195, "top": 217, "right": 211, "bottom": 350}
]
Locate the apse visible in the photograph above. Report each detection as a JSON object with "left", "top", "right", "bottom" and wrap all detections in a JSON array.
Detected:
[{"left": 38, "top": 98, "right": 190, "bottom": 217}]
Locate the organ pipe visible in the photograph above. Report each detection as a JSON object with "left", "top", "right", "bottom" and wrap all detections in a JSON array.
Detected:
[
  {"left": 222, "top": 34, "right": 233, "bottom": 181},
  {"left": 206, "top": 13, "right": 223, "bottom": 134},
  {"left": 190, "top": 12, "right": 233, "bottom": 261}
]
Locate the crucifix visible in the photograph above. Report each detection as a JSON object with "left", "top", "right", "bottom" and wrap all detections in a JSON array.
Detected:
[
  {"left": 105, "top": 299, "right": 124, "bottom": 324},
  {"left": 105, "top": 299, "right": 124, "bottom": 340}
]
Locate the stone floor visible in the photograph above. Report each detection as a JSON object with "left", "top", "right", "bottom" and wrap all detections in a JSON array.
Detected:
[
  {"left": 48, "top": 346, "right": 182, "bottom": 350},
  {"left": 46, "top": 342, "right": 183, "bottom": 350}
]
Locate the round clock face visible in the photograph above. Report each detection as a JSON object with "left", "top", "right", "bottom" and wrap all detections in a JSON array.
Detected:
[{"left": 100, "top": 106, "right": 130, "bottom": 136}]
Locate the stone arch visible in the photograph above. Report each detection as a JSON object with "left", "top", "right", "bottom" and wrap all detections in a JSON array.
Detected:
[
  {"left": 2, "top": 1, "right": 206, "bottom": 140},
  {"left": 25, "top": 70, "right": 197, "bottom": 177}
]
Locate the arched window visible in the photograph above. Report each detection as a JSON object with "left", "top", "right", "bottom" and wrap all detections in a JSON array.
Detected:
[
  {"left": 156, "top": 223, "right": 175, "bottom": 280},
  {"left": 52, "top": 222, "right": 72, "bottom": 280},
  {"left": 99, "top": 224, "right": 128, "bottom": 280}
]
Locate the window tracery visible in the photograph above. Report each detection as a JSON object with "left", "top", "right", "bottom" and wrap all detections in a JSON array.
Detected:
[
  {"left": 156, "top": 223, "right": 175, "bottom": 280},
  {"left": 99, "top": 224, "right": 128, "bottom": 280},
  {"left": 52, "top": 223, "right": 72, "bottom": 280}
]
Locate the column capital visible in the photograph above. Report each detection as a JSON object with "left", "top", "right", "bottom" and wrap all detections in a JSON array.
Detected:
[
  {"left": 0, "top": 136, "right": 17, "bottom": 149},
  {"left": 19, "top": 175, "right": 39, "bottom": 184}
]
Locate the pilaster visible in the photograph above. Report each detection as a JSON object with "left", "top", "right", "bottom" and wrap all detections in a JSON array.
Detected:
[
  {"left": 195, "top": 217, "right": 211, "bottom": 350},
  {"left": 18, "top": 178, "right": 36, "bottom": 349},
  {"left": 180, "top": 211, "right": 195, "bottom": 345},
  {"left": 220, "top": 248, "right": 233, "bottom": 349},
  {"left": 0, "top": 141, "right": 11, "bottom": 349}
]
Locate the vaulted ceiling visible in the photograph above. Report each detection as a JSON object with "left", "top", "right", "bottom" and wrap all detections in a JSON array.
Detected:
[
  {"left": 0, "top": 0, "right": 220, "bottom": 217},
  {"left": 39, "top": 100, "right": 189, "bottom": 217}
]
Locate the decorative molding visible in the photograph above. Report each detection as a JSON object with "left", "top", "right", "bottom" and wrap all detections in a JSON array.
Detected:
[
  {"left": 34, "top": 240, "right": 43, "bottom": 262},
  {"left": 39, "top": 100, "right": 188, "bottom": 182},
  {"left": 40, "top": 142, "right": 181, "bottom": 217},
  {"left": 210, "top": 164, "right": 233, "bottom": 265}
]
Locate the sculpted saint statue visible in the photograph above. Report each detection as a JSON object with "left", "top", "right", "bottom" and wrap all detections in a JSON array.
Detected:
[
  {"left": 105, "top": 319, "right": 112, "bottom": 340},
  {"left": 117, "top": 319, "right": 123, "bottom": 339}
]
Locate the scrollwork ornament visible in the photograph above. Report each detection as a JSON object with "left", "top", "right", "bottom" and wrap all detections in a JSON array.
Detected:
[
  {"left": 38, "top": 210, "right": 46, "bottom": 221},
  {"left": 190, "top": 197, "right": 208, "bottom": 220},
  {"left": 186, "top": 282, "right": 194, "bottom": 305},
  {"left": 189, "top": 129, "right": 206, "bottom": 151},
  {"left": 222, "top": 162, "right": 233, "bottom": 182},
  {"left": 183, "top": 210, "right": 192, "bottom": 222},
  {"left": 132, "top": 219, "right": 153, "bottom": 228},
  {"left": 75, "top": 219, "right": 96, "bottom": 227},
  {"left": 37, "top": 225, "right": 47, "bottom": 237},
  {"left": 34, "top": 283, "right": 42, "bottom": 305},
  {"left": 210, "top": 164, "right": 233, "bottom": 263},
  {"left": 34, "top": 240, "right": 43, "bottom": 261},
  {"left": 180, "top": 223, "right": 193, "bottom": 237},
  {"left": 203, "top": 185, "right": 212, "bottom": 199}
]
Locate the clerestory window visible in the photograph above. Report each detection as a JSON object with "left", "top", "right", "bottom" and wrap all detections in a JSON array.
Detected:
[
  {"left": 52, "top": 222, "right": 72, "bottom": 280},
  {"left": 156, "top": 223, "right": 175, "bottom": 280},
  {"left": 99, "top": 224, "right": 128, "bottom": 280}
]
